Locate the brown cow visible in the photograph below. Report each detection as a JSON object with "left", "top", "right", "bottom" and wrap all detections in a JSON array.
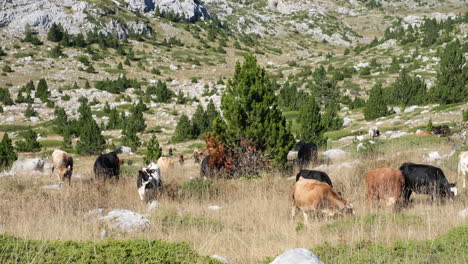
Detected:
[
  {"left": 365, "top": 168, "right": 405, "bottom": 208},
  {"left": 291, "top": 180, "right": 354, "bottom": 223},
  {"left": 51, "top": 149, "right": 73, "bottom": 185},
  {"left": 416, "top": 131, "right": 433, "bottom": 136},
  {"left": 157, "top": 157, "right": 174, "bottom": 171}
]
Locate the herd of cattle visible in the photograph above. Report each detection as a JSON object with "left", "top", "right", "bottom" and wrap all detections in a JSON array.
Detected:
[{"left": 43, "top": 140, "right": 468, "bottom": 222}]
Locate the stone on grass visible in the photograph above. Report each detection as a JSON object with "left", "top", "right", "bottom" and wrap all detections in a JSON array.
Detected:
[
  {"left": 270, "top": 248, "right": 323, "bottom": 264},
  {"left": 100, "top": 209, "right": 150, "bottom": 233}
]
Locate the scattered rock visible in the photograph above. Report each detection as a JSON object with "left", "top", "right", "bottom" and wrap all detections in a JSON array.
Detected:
[
  {"left": 208, "top": 205, "right": 222, "bottom": 211},
  {"left": 424, "top": 151, "right": 443, "bottom": 163},
  {"left": 323, "top": 149, "right": 348, "bottom": 161},
  {"left": 41, "top": 184, "right": 61, "bottom": 190},
  {"left": 148, "top": 201, "right": 160, "bottom": 211},
  {"left": 458, "top": 208, "right": 468, "bottom": 218},
  {"left": 270, "top": 248, "right": 324, "bottom": 264},
  {"left": 84, "top": 208, "right": 105, "bottom": 219},
  {"left": 211, "top": 254, "right": 231, "bottom": 264},
  {"left": 100, "top": 209, "right": 150, "bottom": 233},
  {"left": 11, "top": 158, "right": 44, "bottom": 174}
]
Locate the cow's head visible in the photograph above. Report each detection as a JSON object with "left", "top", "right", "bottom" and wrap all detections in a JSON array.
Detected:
[
  {"left": 59, "top": 166, "right": 72, "bottom": 179},
  {"left": 449, "top": 183, "right": 458, "bottom": 197},
  {"left": 341, "top": 201, "right": 355, "bottom": 216}
]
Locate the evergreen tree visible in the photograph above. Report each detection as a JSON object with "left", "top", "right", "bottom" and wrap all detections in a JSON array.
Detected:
[
  {"left": 430, "top": 39, "right": 467, "bottom": 104},
  {"left": 0, "top": 87, "right": 14, "bottom": 105},
  {"left": 76, "top": 118, "right": 105, "bottom": 155},
  {"left": 107, "top": 107, "right": 122, "bottom": 129},
  {"left": 49, "top": 44, "right": 63, "bottom": 58},
  {"left": 15, "top": 128, "right": 41, "bottom": 152},
  {"left": 103, "top": 101, "right": 111, "bottom": 113},
  {"left": 191, "top": 105, "right": 208, "bottom": 137},
  {"left": 0, "top": 133, "right": 17, "bottom": 170},
  {"left": 144, "top": 135, "right": 162, "bottom": 164},
  {"left": 122, "top": 119, "right": 141, "bottom": 150},
  {"left": 53, "top": 107, "right": 69, "bottom": 135},
  {"left": 73, "top": 33, "right": 86, "bottom": 48},
  {"left": 426, "top": 118, "right": 433, "bottom": 132},
  {"left": 128, "top": 103, "right": 146, "bottom": 133},
  {"left": 47, "top": 23, "right": 63, "bottom": 42},
  {"left": 172, "top": 114, "right": 194, "bottom": 143},
  {"left": 364, "top": 83, "right": 389, "bottom": 120},
  {"left": 308, "top": 66, "right": 339, "bottom": 105},
  {"left": 216, "top": 54, "right": 294, "bottom": 165},
  {"left": 205, "top": 99, "right": 220, "bottom": 132},
  {"left": 392, "top": 69, "right": 427, "bottom": 106},
  {"left": 35, "top": 78, "right": 50, "bottom": 102},
  {"left": 321, "top": 103, "right": 343, "bottom": 131},
  {"left": 388, "top": 56, "right": 400, "bottom": 73},
  {"left": 24, "top": 103, "right": 38, "bottom": 117},
  {"left": 297, "top": 96, "right": 326, "bottom": 146},
  {"left": 62, "top": 127, "right": 72, "bottom": 149}
]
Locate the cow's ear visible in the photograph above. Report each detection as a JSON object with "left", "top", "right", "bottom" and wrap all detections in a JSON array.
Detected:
[{"left": 451, "top": 182, "right": 457, "bottom": 187}]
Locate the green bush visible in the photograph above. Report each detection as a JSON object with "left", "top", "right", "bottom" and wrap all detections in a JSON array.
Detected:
[
  {"left": 180, "top": 178, "right": 221, "bottom": 199},
  {"left": 0, "top": 234, "right": 222, "bottom": 264},
  {"left": 15, "top": 128, "right": 41, "bottom": 152}
]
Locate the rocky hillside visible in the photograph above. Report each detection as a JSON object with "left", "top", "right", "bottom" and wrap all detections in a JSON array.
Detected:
[{"left": 0, "top": 0, "right": 466, "bottom": 155}]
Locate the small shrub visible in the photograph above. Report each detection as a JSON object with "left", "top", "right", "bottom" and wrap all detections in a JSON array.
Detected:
[{"left": 180, "top": 178, "right": 220, "bottom": 199}]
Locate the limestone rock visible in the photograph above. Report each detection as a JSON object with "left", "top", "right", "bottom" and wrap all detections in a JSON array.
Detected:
[
  {"left": 100, "top": 209, "right": 150, "bottom": 233},
  {"left": 270, "top": 248, "right": 323, "bottom": 264}
]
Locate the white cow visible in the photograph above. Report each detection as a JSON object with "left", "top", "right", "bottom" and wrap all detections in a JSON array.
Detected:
[
  {"left": 458, "top": 151, "right": 468, "bottom": 188},
  {"left": 369, "top": 127, "right": 380, "bottom": 138},
  {"left": 137, "top": 162, "right": 162, "bottom": 201}
]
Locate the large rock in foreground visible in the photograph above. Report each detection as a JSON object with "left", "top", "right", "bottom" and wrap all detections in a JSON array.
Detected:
[
  {"left": 100, "top": 209, "right": 150, "bottom": 233},
  {"left": 270, "top": 248, "right": 324, "bottom": 264}
]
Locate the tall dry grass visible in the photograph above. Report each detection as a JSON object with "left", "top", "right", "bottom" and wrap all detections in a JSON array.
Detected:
[{"left": 0, "top": 144, "right": 467, "bottom": 263}]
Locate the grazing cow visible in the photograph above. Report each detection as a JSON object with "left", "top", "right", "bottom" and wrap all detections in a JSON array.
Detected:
[
  {"left": 416, "top": 131, "right": 433, "bottom": 136},
  {"left": 291, "top": 180, "right": 354, "bottom": 223},
  {"left": 458, "top": 151, "right": 468, "bottom": 188},
  {"left": 287, "top": 141, "right": 318, "bottom": 170},
  {"left": 178, "top": 154, "right": 184, "bottom": 165},
  {"left": 369, "top": 127, "right": 380, "bottom": 138},
  {"left": 193, "top": 149, "right": 201, "bottom": 164},
  {"left": 11, "top": 158, "right": 44, "bottom": 174},
  {"left": 365, "top": 168, "right": 405, "bottom": 208},
  {"left": 94, "top": 152, "right": 121, "bottom": 180},
  {"left": 399, "top": 163, "right": 457, "bottom": 203},
  {"left": 296, "top": 170, "right": 333, "bottom": 188},
  {"left": 433, "top": 125, "right": 450, "bottom": 136},
  {"left": 200, "top": 155, "right": 214, "bottom": 177},
  {"left": 137, "top": 162, "right": 162, "bottom": 201},
  {"left": 157, "top": 157, "right": 174, "bottom": 171},
  {"left": 51, "top": 149, "right": 73, "bottom": 185}
]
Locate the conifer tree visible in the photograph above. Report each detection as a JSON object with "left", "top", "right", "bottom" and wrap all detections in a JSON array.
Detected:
[
  {"left": 297, "top": 96, "right": 326, "bottom": 146},
  {"left": 15, "top": 128, "right": 41, "bottom": 152},
  {"left": 205, "top": 99, "right": 220, "bottom": 132},
  {"left": 430, "top": 39, "right": 467, "bottom": 104},
  {"left": 36, "top": 78, "right": 50, "bottom": 102},
  {"left": 47, "top": 23, "right": 63, "bottom": 42},
  {"left": 53, "top": 107, "right": 69, "bottom": 135},
  {"left": 172, "top": 114, "right": 194, "bottom": 143},
  {"left": 144, "top": 135, "right": 162, "bottom": 164},
  {"left": 0, "top": 133, "right": 17, "bottom": 170},
  {"left": 321, "top": 103, "right": 343, "bottom": 131},
  {"left": 122, "top": 119, "right": 141, "bottom": 150},
  {"left": 216, "top": 54, "right": 294, "bottom": 165},
  {"left": 392, "top": 69, "right": 427, "bottom": 106},
  {"left": 364, "top": 83, "right": 389, "bottom": 120},
  {"left": 426, "top": 118, "right": 433, "bottom": 132},
  {"left": 0, "top": 87, "right": 14, "bottom": 105},
  {"left": 76, "top": 118, "right": 105, "bottom": 155},
  {"left": 191, "top": 105, "right": 208, "bottom": 137},
  {"left": 107, "top": 107, "right": 122, "bottom": 129}
]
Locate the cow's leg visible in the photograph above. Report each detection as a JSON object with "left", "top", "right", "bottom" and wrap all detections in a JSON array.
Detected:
[
  {"left": 290, "top": 206, "right": 297, "bottom": 221},
  {"left": 402, "top": 188, "right": 412, "bottom": 206},
  {"left": 302, "top": 210, "right": 309, "bottom": 224}
]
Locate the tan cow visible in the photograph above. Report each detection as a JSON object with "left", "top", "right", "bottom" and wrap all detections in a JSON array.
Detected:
[
  {"left": 416, "top": 131, "right": 433, "bottom": 136},
  {"left": 51, "top": 149, "right": 73, "bottom": 185},
  {"left": 291, "top": 180, "right": 354, "bottom": 223},
  {"left": 458, "top": 151, "right": 468, "bottom": 189},
  {"left": 365, "top": 168, "right": 405, "bottom": 208},
  {"left": 157, "top": 157, "right": 174, "bottom": 172}
]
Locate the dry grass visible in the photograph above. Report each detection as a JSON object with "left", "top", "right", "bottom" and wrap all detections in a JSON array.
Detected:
[{"left": 0, "top": 146, "right": 467, "bottom": 263}]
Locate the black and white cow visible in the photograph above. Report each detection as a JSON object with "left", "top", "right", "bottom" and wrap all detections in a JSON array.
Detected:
[
  {"left": 295, "top": 170, "right": 334, "bottom": 188},
  {"left": 137, "top": 162, "right": 162, "bottom": 201},
  {"left": 399, "top": 163, "right": 457, "bottom": 204},
  {"left": 94, "top": 151, "right": 121, "bottom": 180}
]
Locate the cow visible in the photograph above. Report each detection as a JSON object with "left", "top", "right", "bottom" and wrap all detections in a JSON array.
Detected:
[
  {"left": 433, "top": 125, "right": 450, "bottom": 136},
  {"left": 399, "top": 163, "right": 457, "bottom": 204},
  {"left": 365, "top": 168, "right": 405, "bottom": 208},
  {"left": 296, "top": 170, "right": 333, "bottom": 188},
  {"left": 157, "top": 157, "right": 174, "bottom": 172},
  {"left": 51, "top": 149, "right": 73, "bottom": 185},
  {"left": 178, "top": 154, "right": 184, "bottom": 165},
  {"left": 416, "top": 131, "right": 433, "bottom": 136},
  {"left": 94, "top": 151, "right": 121, "bottom": 180},
  {"left": 291, "top": 179, "right": 354, "bottom": 223},
  {"left": 137, "top": 162, "right": 162, "bottom": 201},
  {"left": 193, "top": 149, "right": 202, "bottom": 164},
  {"left": 369, "top": 127, "right": 380, "bottom": 138},
  {"left": 458, "top": 151, "right": 468, "bottom": 188},
  {"left": 200, "top": 155, "right": 214, "bottom": 177},
  {"left": 287, "top": 141, "right": 318, "bottom": 170},
  {"left": 11, "top": 158, "right": 44, "bottom": 174}
]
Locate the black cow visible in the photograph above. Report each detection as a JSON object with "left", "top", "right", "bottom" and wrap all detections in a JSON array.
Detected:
[
  {"left": 296, "top": 170, "right": 333, "bottom": 187},
  {"left": 399, "top": 163, "right": 457, "bottom": 203},
  {"left": 288, "top": 141, "right": 318, "bottom": 170},
  {"left": 200, "top": 155, "right": 214, "bottom": 178},
  {"left": 94, "top": 152, "right": 121, "bottom": 180},
  {"left": 432, "top": 125, "right": 450, "bottom": 136}
]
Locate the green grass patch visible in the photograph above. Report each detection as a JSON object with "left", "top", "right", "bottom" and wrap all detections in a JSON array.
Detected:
[
  {"left": 180, "top": 178, "right": 221, "bottom": 199},
  {"left": 0, "top": 234, "right": 222, "bottom": 264},
  {"left": 116, "top": 104, "right": 132, "bottom": 110},
  {"left": 0, "top": 125, "right": 32, "bottom": 132},
  {"left": 431, "top": 102, "right": 465, "bottom": 112},
  {"left": 325, "top": 129, "right": 366, "bottom": 141},
  {"left": 321, "top": 214, "right": 423, "bottom": 233},
  {"left": 38, "top": 140, "right": 63, "bottom": 148},
  {"left": 103, "top": 68, "right": 126, "bottom": 74},
  {"left": 380, "top": 134, "right": 446, "bottom": 152}
]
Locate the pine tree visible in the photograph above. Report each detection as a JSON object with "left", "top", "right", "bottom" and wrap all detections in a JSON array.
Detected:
[
  {"left": 0, "top": 87, "right": 14, "bottom": 105},
  {"left": 191, "top": 105, "right": 208, "bottom": 137},
  {"left": 0, "top": 133, "right": 17, "bottom": 170},
  {"left": 15, "top": 128, "right": 41, "bottom": 152},
  {"left": 128, "top": 103, "right": 146, "bottom": 133},
  {"left": 426, "top": 118, "right": 433, "bottom": 132},
  {"left": 216, "top": 54, "right": 294, "bottom": 165},
  {"left": 49, "top": 44, "right": 63, "bottom": 58},
  {"left": 144, "top": 135, "right": 162, "bottom": 164},
  {"left": 35, "top": 78, "right": 50, "bottom": 102},
  {"left": 47, "top": 23, "right": 63, "bottom": 42},
  {"left": 430, "top": 39, "right": 467, "bottom": 104},
  {"left": 297, "top": 96, "right": 326, "bottom": 146},
  {"left": 172, "top": 114, "right": 194, "bottom": 143},
  {"left": 364, "top": 83, "right": 389, "bottom": 120},
  {"left": 392, "top": 69, "right": 427, "bottom": 106},
  {"left": 24, "top": 103, "right": 38, "bottom": 117},
  {"left": 205, "top": 99, "right": 220, "bottom": 132},
  {"left": 76, "top": 118, "right": 105, "bottom": 155},
  {"left": 53, "top": 107, "right": 69, "bottom": 135},
  {"left": 122, "top": 119, "right": 141, "bottom": 150},
  {"left": 321, "top": 103, "right": 343, "bottom": 131},
  {"left": 309, "top": 66, "right": 339, "bottom": 105},
  {"left": 107, "top": 107, "right": 122, "bottom": 129}
]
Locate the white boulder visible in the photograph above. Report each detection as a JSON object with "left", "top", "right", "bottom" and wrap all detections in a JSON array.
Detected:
[
  {"left": 100, "top": 209, "right": 150, "bottom": 233},
  {"left": 270, "top": 248, "right": 324, "bottom": 264}
]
